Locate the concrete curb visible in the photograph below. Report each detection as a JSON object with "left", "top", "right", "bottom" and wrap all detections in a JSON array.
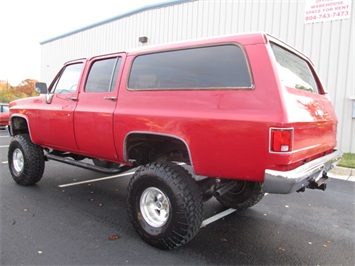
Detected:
[{"left": 328, "top": 166, "right": 355, "bottom": 182}]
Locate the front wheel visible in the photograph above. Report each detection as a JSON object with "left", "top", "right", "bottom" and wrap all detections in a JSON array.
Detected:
[
  {"left": 8, "top": 134, "right": 45, "bottom": 185},
  {"left": 215, "top": 180, "right": 264, "bottom": 210},
  {"left": 127, "top": 162, "right": 203, "bottom": 249}
]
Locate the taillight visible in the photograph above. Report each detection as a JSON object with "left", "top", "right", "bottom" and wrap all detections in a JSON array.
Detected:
[{"left": 270, "top": 128, "right": 293, "bottom": 152}]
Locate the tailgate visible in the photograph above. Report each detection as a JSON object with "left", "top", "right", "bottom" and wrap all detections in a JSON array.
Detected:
[{"left": 288, "top": 90, "right": 337, "bottom": 163}]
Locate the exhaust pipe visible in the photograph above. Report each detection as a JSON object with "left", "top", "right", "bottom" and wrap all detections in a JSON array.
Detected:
[{"left": 214, "top": 181, "right": 239, "bottom": 197}]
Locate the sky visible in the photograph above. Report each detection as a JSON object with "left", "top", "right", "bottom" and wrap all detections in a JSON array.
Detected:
[{"left": 0, "top": 0, "right": 168, "bottom": 86}]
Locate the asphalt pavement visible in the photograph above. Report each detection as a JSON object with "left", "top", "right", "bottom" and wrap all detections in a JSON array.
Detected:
[{"left": 1, "top": 130, "right": 354, "bottom": 265}]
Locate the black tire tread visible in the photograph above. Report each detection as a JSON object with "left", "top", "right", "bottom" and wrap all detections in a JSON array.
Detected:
[
  {"left": 8, "top": 134, "right": 45, "bottom": 186},
  {"left": 216, "top": 181, "right": 264, "bottom": 210},
  {"left": 127, "top": 162, "right": 203, "bottom": 249}
]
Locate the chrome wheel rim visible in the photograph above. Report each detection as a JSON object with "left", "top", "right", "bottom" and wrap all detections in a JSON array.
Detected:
[
  {"left": 140, "top": 187, "right": 170, "bottom": 227},
  {"left": 13, "top": 148, "right": 24, "bottom": 174}
]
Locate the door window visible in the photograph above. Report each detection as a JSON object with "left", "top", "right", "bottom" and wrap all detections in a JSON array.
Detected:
[
  {"left": 52, "top": 63, "right": 83, "bottom": 94},
  {"left": 85, "top": 57, "right": 122, "bottom": 92}
]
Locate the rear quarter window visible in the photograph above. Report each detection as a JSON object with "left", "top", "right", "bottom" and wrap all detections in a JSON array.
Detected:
[
  {"left": 128, "top": 44, "right": 252, "bottom": 90},
  {"left": 271, "top": 43, "right": 319, "bottom": 94}
]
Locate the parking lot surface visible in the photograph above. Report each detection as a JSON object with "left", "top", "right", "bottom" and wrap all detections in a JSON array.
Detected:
[{"left": 1, "top": 130, "right": 354, "bottom": 265}]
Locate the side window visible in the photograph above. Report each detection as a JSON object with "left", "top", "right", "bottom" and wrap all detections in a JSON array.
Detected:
[
  {"left": 85, "top": 57, "right": 122, "bottom": 93},
  {"left": 128, "top": 45, "right": 252, "bottom": 90},
  {"left": 271, "top": 43, "right": 319, "bottom": 94},
  {"left": 52, "top": 63, "right": 83, "bottom": 94}
]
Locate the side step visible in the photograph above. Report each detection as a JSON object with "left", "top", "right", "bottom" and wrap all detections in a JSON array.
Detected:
[{"left": 46, "top": 154, "right": 133, "bottom": 175}]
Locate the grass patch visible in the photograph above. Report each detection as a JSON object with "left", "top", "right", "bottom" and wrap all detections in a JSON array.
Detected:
[{"left": 337, "top": 153, "right": 355, "bottom": 169}]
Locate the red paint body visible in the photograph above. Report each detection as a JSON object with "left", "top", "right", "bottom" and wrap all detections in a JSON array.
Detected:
[{"left": 9, "top": 33, "right": 338, "bottom": 182}]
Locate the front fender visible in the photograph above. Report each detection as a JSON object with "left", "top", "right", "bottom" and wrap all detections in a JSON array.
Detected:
[{"left": 9, "top": 115, "right": 37, "bottom": 143}]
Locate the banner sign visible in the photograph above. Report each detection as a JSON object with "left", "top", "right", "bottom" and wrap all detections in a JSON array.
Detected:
[{"left": 305, "top": 0, "right": 351, "bottom": 23}]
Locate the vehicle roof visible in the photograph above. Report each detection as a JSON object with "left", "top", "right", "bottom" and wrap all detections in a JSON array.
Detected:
[
  {"left": 80, "top": 32, "right": 268, "bottom": 62},
  {"left": 125, "top": 32, "right": 268, "bottom": 55},
  {"left": 64, "top": 32, "right": 311, "bottom": 65}
]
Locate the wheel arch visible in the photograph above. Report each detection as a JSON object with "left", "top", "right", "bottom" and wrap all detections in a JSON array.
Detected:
[
  {"left": 124, "top": 131, "right": 195, "bottom": 170},
  {"left": 9, "top": 115, "right": 31, "bottom": 136}
]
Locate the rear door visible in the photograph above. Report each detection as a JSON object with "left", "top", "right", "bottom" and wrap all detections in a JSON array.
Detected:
[
  {"left": 270, "top": 41, "right": 337, "bottom": 162},
  {"left": 74, "top": 54, "right": 125, "bottom": 161}
]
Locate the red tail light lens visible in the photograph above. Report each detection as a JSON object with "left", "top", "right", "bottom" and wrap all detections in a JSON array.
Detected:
[{"left": 270, "top": 128, "right": 293, "bottom": 152}]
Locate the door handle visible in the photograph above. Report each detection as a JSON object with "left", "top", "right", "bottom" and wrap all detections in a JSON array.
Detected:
[
  {"left": 67, "top": 97, "right": 77, "bottom": 101},
  {"left": 104, "top": 96, "right": 117, "bottom": 101}
]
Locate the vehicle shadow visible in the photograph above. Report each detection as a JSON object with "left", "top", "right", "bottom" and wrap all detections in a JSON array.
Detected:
[{"left": 184, "top": 204, "right": 352, "bottom": 265}]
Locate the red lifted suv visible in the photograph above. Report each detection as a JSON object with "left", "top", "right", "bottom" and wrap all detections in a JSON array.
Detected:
[{"left": 7, "top": 33, "right": 342, "bottom": 249}]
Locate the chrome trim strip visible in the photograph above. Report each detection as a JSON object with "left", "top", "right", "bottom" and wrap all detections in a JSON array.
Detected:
[
  {"left": 292, "top": 144, "right": 321, "bottom": 153},
  {"left": 268, "top": 127, "right": 323, "bottom": 155}
]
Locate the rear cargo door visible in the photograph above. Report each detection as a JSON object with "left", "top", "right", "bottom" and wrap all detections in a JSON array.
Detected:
[
  {"left": 270, "top": 42, "right": 337, "bottom": 161},
  {"left": 74, "top": 54, "right": 125, "bottom": 160}
]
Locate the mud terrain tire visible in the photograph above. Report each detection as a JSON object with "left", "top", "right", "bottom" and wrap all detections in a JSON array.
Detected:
[
  {"left": 8, "top": 134, "right": 45, "bottom": 186},
  {"left": 215, "top": 180, "right": 264, "bottom": 210},
  {"left": 127, "top": 162, "right": 203, "bottom": 249}
]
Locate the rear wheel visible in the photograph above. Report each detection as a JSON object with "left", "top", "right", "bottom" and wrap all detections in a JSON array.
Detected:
[
  {"left": 127, "top": 162, "right": 203, "bottom": 249},
  {"left": 8, "top": 134, "right": 45, "bottom": 186},
  {"left": 215, "top": 180, "right": 264, "bottom": 210}
]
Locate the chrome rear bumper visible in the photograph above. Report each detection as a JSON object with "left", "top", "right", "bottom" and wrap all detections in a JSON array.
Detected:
[{"left": 264, "top": 150, "right": 343, "bottom": 194}]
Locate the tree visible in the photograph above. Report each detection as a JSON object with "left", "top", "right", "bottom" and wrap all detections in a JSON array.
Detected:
[
  {"left": 0, "top": 80, "right": 11, "bottom": 91},
  {"left": 0, "top": 79, "right": 39, "bottom": 103},
  {"left": 15, "top": 79, "right": 39, "bottom": 97}
]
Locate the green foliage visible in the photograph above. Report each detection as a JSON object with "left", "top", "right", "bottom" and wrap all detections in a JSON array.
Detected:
[{"left": 0, "top": 79, "right": 39, "bottom": 103}]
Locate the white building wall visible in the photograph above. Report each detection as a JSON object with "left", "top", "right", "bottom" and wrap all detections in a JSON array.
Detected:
[{"left": 40, "top": 0, "right": 354, "bottom": 153}]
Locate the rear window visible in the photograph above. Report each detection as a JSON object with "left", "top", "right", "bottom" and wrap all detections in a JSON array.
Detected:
[
  {"left": 128, "top": 44, "right": 252, "bottom": 90},
  {"left": 271, "top": 43, "right": 319, "bottom": 94}
]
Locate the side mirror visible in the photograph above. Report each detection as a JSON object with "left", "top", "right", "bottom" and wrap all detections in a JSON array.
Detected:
[{"left": 35, "top": 82, "right": 48, "bottom": 94}]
